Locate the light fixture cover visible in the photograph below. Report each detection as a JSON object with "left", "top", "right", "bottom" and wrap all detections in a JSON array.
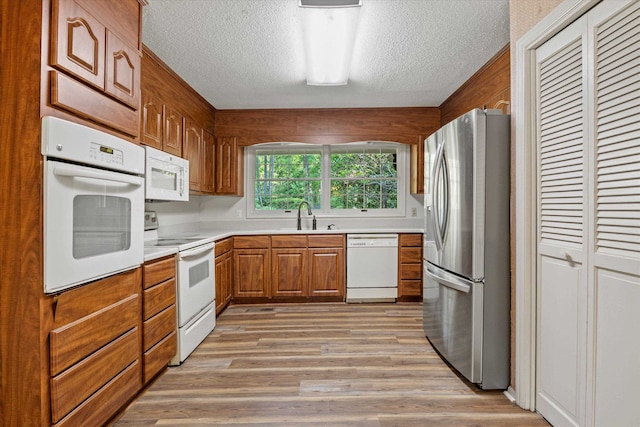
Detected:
[{"left": 299, "top": 0, "right": 362, "bottom": 86}]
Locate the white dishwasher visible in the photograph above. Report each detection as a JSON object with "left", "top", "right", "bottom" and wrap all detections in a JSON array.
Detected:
[{"left": 346, "top": 234, "right": 399, "bottom": 302}]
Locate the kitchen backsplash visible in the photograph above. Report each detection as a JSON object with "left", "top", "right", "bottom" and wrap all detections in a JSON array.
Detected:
[{"left": 147, "top": 193, "right": 424, "bottom": 233}]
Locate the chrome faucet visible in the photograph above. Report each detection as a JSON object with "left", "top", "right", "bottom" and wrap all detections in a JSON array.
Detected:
[{"left": 297, "top": 201, "right": 314, "bottom": 230}]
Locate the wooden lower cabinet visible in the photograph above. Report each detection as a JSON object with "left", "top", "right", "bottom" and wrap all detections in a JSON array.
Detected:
[
  {"left": 49, "top": 268, "right": 142, "bottom": 426},
  {"left": 231, "top": 234, "right": 346, "bottom": 302},
  {"left": 271, "top": 248, "right": 308, "bottom": 297},
  {"left": 215, "top": 237, "right": 233, "bottom": 314},
  {"left": 269, "top": 235, "right": 345, "bottom": 300},
  {"left": 142, "top": 255, "right": 177, "bottom": 384},
  {"left": 398, "top": 233, "right": 423, "bottom": 301},
  {"left": 234, "top": 235, "right": 271, "bottom": 298},
  {"left": 308, "top": 247, "right": 345, "bottom": 297}
]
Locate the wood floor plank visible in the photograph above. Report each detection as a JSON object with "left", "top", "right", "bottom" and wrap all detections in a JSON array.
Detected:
[{"left": 114, "top": 303, "right": 548, "bottom": 426}]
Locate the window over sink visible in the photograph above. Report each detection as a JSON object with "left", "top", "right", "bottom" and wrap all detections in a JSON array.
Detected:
[{"left": 246, "top": 142, "right": 407, "bottom": 218}]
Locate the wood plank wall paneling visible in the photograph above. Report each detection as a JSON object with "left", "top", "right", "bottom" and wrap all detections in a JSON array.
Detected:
[
  {"left": 141, "top": 45, "right": 216, "bottom": 132},
  {"left": 214, "top": 107, "right": 440, "bottom": 146},
  {"left": 439, "top": 44, "right": 510, "bottom": 126},
  {"left": 1, "top": 1, "right": 51, "bottom": 425}
]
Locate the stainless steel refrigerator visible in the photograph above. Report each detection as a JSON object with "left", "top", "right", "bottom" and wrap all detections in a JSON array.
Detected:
[{"left": 423, "top": 108, "right": 510, "bottom": 389}]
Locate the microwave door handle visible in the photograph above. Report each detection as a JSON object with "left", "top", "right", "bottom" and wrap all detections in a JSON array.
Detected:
[
  {"left": 179, "top": 242, "right": 215, "bottom": 259},
  {"left": 53, "top": 166, "right": 143, "bottom": 186}
]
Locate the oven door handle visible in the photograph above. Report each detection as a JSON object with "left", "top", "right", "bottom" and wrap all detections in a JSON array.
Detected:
[
  {"left": 54, "top": 166, "right": 143, "bottom": 186},
  {"left": 179, "top": 242, "right": 215, "bottom": 259}
]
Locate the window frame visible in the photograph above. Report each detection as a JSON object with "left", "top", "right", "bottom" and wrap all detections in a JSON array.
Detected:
[{"left": 246, "top": 141, "right": 407, "bottom": 219}]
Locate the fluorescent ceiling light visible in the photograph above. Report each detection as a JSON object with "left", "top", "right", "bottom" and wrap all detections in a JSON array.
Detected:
[{"left": 299, "top": 0, "right": 362, "bottom": 86}]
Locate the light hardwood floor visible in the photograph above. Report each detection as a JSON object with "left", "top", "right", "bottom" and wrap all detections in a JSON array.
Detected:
[{"left": 115, "top": 303, "right": 549, "bottom": 426}]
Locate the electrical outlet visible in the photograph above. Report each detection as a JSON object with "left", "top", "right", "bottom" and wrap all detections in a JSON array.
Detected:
[
  {"left": 411, "top": 207, "right": 417, "bottom": 217},
  {"left": 236, "top": 209, "right": 242, "bottom": 218}
]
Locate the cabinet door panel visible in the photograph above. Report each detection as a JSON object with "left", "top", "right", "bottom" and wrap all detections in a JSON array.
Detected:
[
  {"left": 140, "top": 91, "right": 163, "bottom": 149},
  {"left": 308, "top": 248, "right": 344, "bottom": 297},
  {"left": 202, "top": 130, "right": 216, "bottom": 193},
  {"left": 105, "top": 30, "right": 140, "bottom": 108},
  {"left": 216, "top": 137, "right": 243, "bottom": 195},
  {"left": 184, "top": 118, "right": 203, "bottom": 192},
  {"left": 51, "top": 0, "right": 105, "bottom": 90},
  {"left": 163, "top": 105, "right": 183, "bottom": 156},
  {"left": 272, "top": 249, "right": 307, "bottom": 297},
  {"left": 234, "top": 249, "right": 270, "bottom": 297}
]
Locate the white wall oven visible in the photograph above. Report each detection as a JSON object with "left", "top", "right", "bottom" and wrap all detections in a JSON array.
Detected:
[
  {"left": 144, "top": 146, "right": 189, "bottom": 201},
  {"left": 42, "top": 116, "right": 145, "bottom": 294}
]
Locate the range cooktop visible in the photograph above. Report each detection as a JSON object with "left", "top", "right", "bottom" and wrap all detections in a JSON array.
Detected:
[{"left": 148, "top": 237, "right": 204, "bottom": 247}]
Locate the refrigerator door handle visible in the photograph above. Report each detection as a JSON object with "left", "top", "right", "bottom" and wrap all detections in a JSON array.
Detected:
[
  {"left": 425, "top": 264, "right": 472, "bottom": 293},
  {"left": 431, "top": 141, "right": 446, "bottom": 251}
]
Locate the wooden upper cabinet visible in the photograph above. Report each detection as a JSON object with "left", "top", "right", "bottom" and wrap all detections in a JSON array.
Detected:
[
  {"left": 183, "top": 117, "right": 203, "bottom": 192},
  {"left": 201, "top": 130, "right": 216, "bottom": 194},
  {"left": 140, "top": 91, "right": 163, "bottom": 149},
  {"left": 216, "top": 136, "right": 244, "bottom": 196},
  {"left": 410, "top": 140, "right": 425, "bottom": 195},
  {"left": 163, "top": 105, "right": 183, "bottom": 156},
  {"left": 51, "top": 0, "right": 106, "bottom": 91},
  {"left": 105, "top": 29, "right": 140, "bottom": 109},
  {"left": 47, "top": 0, "right": 142, "bottom": 137}
]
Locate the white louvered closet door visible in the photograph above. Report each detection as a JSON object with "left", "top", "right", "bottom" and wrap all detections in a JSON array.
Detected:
[
  {"left": 535, "top": 1, "right": 640, "bottom": 426},
  {"left": 535, "top": 15, "right": 589, "bottom": 427},
  {"left": 590, "top": 1, "right": 640, "bottom": 425}
]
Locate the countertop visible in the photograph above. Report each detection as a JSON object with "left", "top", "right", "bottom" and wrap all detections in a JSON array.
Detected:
[{"left": 144, "top": 227, "right": 424, "bottom": 262}]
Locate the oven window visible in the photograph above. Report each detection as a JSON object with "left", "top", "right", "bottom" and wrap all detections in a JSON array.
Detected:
[
  {"left": 73, "top": 195, "right": 131, "bottom": 259},
  {"left": 189, "top": 260, "right": 210, "bottom": 287},
  {"left": 151, "top": 167, "right": 178, "bottom": 191}
]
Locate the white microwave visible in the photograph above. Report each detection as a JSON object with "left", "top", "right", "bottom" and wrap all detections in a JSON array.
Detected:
[{"left": 145, "top": 146, "right": 189, "bottom": 201}]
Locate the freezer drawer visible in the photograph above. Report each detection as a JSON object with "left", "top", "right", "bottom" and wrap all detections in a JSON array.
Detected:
[{"left": 423, "top": 262, "right": 483, "bottom": 384}]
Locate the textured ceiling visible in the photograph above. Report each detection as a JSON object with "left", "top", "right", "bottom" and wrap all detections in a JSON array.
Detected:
[{"left": 142, "top": 0, "right": 510, "bottom": 110}]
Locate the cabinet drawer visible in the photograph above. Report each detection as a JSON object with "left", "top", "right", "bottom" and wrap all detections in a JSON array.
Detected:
[
  {"left": 50, "top": 327, "right": 139, "bottom": 423},
  {"left": 143, "top": 278, "right": 176, "bottom": 320},
  {"left": 400, "top": 279, "right": 422, "bottom": 296},
  {"left": 234, "top": 235, "right": 270, "bottom": 249},
  {"left": 399, "top": 233, "right": 422, "bottom": 247},
  {"left": 143, "top": 305, "right": 176, "bottom": 351},
  {"left": 400, "top": 247, "right": 422, "bottom": 264},
  {"left": 143, "top": 256, "right": 176, "bottom": 289},
  {"left": 271, "top": 235, "right": 308, "bottom": 248},
  {"left": 53, "top": 360, "right": 141, "bottom": 427},
  {"left": 50, "top": 294, "right": 139, "bottom": 376},
  {"left": 52, "top": 268, "right": 140, "bottom": 327},
  {"left": 308, "top": 234, "right": 345, "bottom": 248},
  {"left": 143, "top": 331, "right": 177, "bottom": 383},
  {"left": 215, "top": 237, "right": 233, "bottom": 256},
  {"left": 400, "top": 263, "right": 422, "bottom": 280}
]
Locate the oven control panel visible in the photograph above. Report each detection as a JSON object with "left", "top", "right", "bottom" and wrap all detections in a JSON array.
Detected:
[{"left": 89, "top": 142, "right": 123, "bottom": 166}]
